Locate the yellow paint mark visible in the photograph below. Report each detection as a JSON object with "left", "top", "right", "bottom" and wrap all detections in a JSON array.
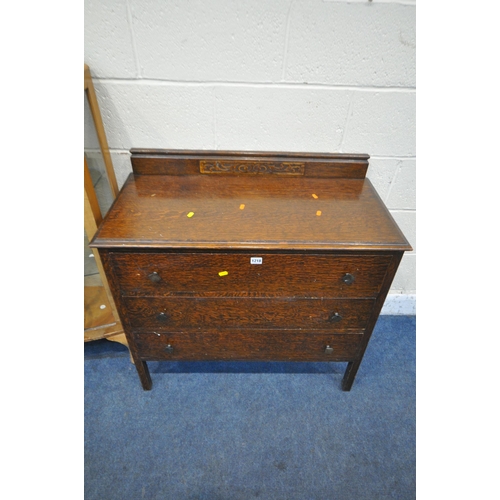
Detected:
[
  {"left": 316, "top": 210, "right": 322, "bottom": 216},
  {"left": 218, "top": 271, "right": 229, "bottom": 277},
  {"left": 312, "top": 194, "right": 318, "bottom": 199},
  {"left": 187, "top": 212, "right": 195, "bottom": 218},
  {"left": 240, "top": 204, "right": 245, "bottom": 210}
]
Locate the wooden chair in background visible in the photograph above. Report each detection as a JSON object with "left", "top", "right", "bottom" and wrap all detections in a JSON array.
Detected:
[{"left": 84, "top": 64, "right": 128, "bottom": 349}]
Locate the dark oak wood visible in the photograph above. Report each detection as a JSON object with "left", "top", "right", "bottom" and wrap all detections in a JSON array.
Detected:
[
  {"left": 108, "top": 252, "right": 392, "bottom": 298},
  {"left": 130, "top": 149, "right": 369, "bottom": 178},
  {"left": 123, "top": 297, "right": 375, "bottom": 331},
  {"left": 132, "top": 330, "right": 363, "bottom": 362},
  {"left": 341, "top": 251, "right": 404, "bottom": 391},
  {"left": 91, "top": 149, "right": 412, "bottom": 391},
  {"left": 92, "top": 174, "right": 410, "bottom": 251}
]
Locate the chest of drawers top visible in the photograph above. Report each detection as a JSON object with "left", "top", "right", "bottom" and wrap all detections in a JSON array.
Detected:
[{"left": 91, "top": 149, "right": 411, "bottom": 252}]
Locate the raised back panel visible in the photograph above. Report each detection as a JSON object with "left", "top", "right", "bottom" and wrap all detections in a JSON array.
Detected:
[{"left": 130, "top": 149, "right": 369, "bottom": 179}]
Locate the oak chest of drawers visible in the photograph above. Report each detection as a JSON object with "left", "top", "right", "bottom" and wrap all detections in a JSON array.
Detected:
[{"left": 90, "top": 149, "right": 412, "bottom": 391}]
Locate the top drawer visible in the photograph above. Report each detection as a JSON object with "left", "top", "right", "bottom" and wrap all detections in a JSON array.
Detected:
[{"left": 109, "top": 252, "right": 391, "bottom": 298}]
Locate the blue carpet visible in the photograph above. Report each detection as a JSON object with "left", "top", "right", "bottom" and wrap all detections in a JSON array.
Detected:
[{"left": 85, "top": 315, "right": 415, "bottom": 499}]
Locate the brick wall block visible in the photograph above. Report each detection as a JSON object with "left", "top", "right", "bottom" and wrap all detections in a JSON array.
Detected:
[
  {"left": 285, "top": 1, "right": 415, "bottom": 87},
  {"left": 366, "top": 158, "right": 400, "bottom": 201},
  {"left": 367, "top": 158, "right": 415, "bottom": 209},
  {"left": 342, "top": 91, "right": 415, "bottom": 156},
  {"left": 93, "top": 82, "right": 215, "bottom": 150},
  {"left": 386, "top": 159, "right": 415, "bottom": 210},
  {"left": 215, "top": 86, "right": 350, "bottom": 151},
  {"left": 130, "top": 0, "right": 290, "bottom": 82},
  {"left": 84, "top": 0, "right": 136, "bottom": 78}
]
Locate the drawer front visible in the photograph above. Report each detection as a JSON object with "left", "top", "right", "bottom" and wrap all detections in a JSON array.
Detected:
[
  {"left": 133, "top": 330, "right": 363, "bottom": 362},
  {"left": 123, "top": 297, "right": 374, "bottom": 332},
  {"left": 110, "top": 252, "right": 390, "bottom": 298}
]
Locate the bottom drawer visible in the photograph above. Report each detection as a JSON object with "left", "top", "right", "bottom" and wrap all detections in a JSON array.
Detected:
[{"left": 132, "top": 330, "right": 363, "bottom": 362}]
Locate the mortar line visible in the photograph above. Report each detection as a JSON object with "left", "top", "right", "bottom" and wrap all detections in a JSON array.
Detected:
[
  {"left": 93, "top": 77, "right": 416, "bottom": 92},
  {"left": 370, "top": 155, "right": 416, "bottom": 160},
  {"left": 281, "top": 0, "right": 295, "bottom": 81},
  {"left": 338, "top": 91, "right": 353, "bottom": 153},
  {"left": 389, "top": 209, "right": 415, "bottom": 212},
  {"left": 125, "top": 0, "right": 141, "bottom": 78},
  {"left": 323, "top": 0, "right": 415, "bottom": 4},
  {"left": 84, "top": 149, "right": 418, "bottom": 159},
  {"left": 85, "top": 148, "right": 131, "bottom": 154},
  {"left": 213, "top": 87, "right": 218, "bottom": 149},
  {"left": 384, "top": 159, "right": 403, "bottom": 203}
]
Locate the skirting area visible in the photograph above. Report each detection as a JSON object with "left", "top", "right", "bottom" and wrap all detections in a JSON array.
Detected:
[
  {"left": 381, "top": 294, "right": 416, "bottom": 315},
  {"left": 85, "top": 315, "right": 416, "bottom": 500}
]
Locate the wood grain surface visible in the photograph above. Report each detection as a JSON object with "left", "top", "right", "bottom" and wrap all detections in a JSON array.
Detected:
[
  {"left": 109, "top": 252, "right": 391, "bottom": 298},
  {"left": 130, "top": 149, "right": 369, "bottom": 178},
  {"left": 123, "top": 297, "right": 375, "bottom": 331},
  {"left": 91, "top": 149, "right": 412, "bottom": 391},
  {"left": 91, "top": 174, "right": 411, "bottom": 251},
  {"left": 132, "top": 329, "right": 363, "bottom": 362}
]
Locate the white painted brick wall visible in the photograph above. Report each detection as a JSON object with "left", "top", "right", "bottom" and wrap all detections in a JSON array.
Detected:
[
  {"left": 285, "top": 1, "right": 416, "bottom": 87},
  {"left": 85, "top": 0, "right": 416, "bottom": 307}
]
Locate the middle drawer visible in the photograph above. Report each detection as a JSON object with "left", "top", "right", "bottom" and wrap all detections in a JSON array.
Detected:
[{"left": 123, "top": 297, "right": 375, "bottom": 332}]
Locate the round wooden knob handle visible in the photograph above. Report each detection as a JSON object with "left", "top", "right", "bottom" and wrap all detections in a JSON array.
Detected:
[
  {"left": 328, "top": 312, "right": 342, "bottom": 323},
  {"left": 156, "top": 312, "right": 169, "bottom": 322},
  {"left": 342, "top": 273, "right": 355, "bottom": 285},
  {"left": 148, "top": 272, "right": 162, "bottom": 283}
]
